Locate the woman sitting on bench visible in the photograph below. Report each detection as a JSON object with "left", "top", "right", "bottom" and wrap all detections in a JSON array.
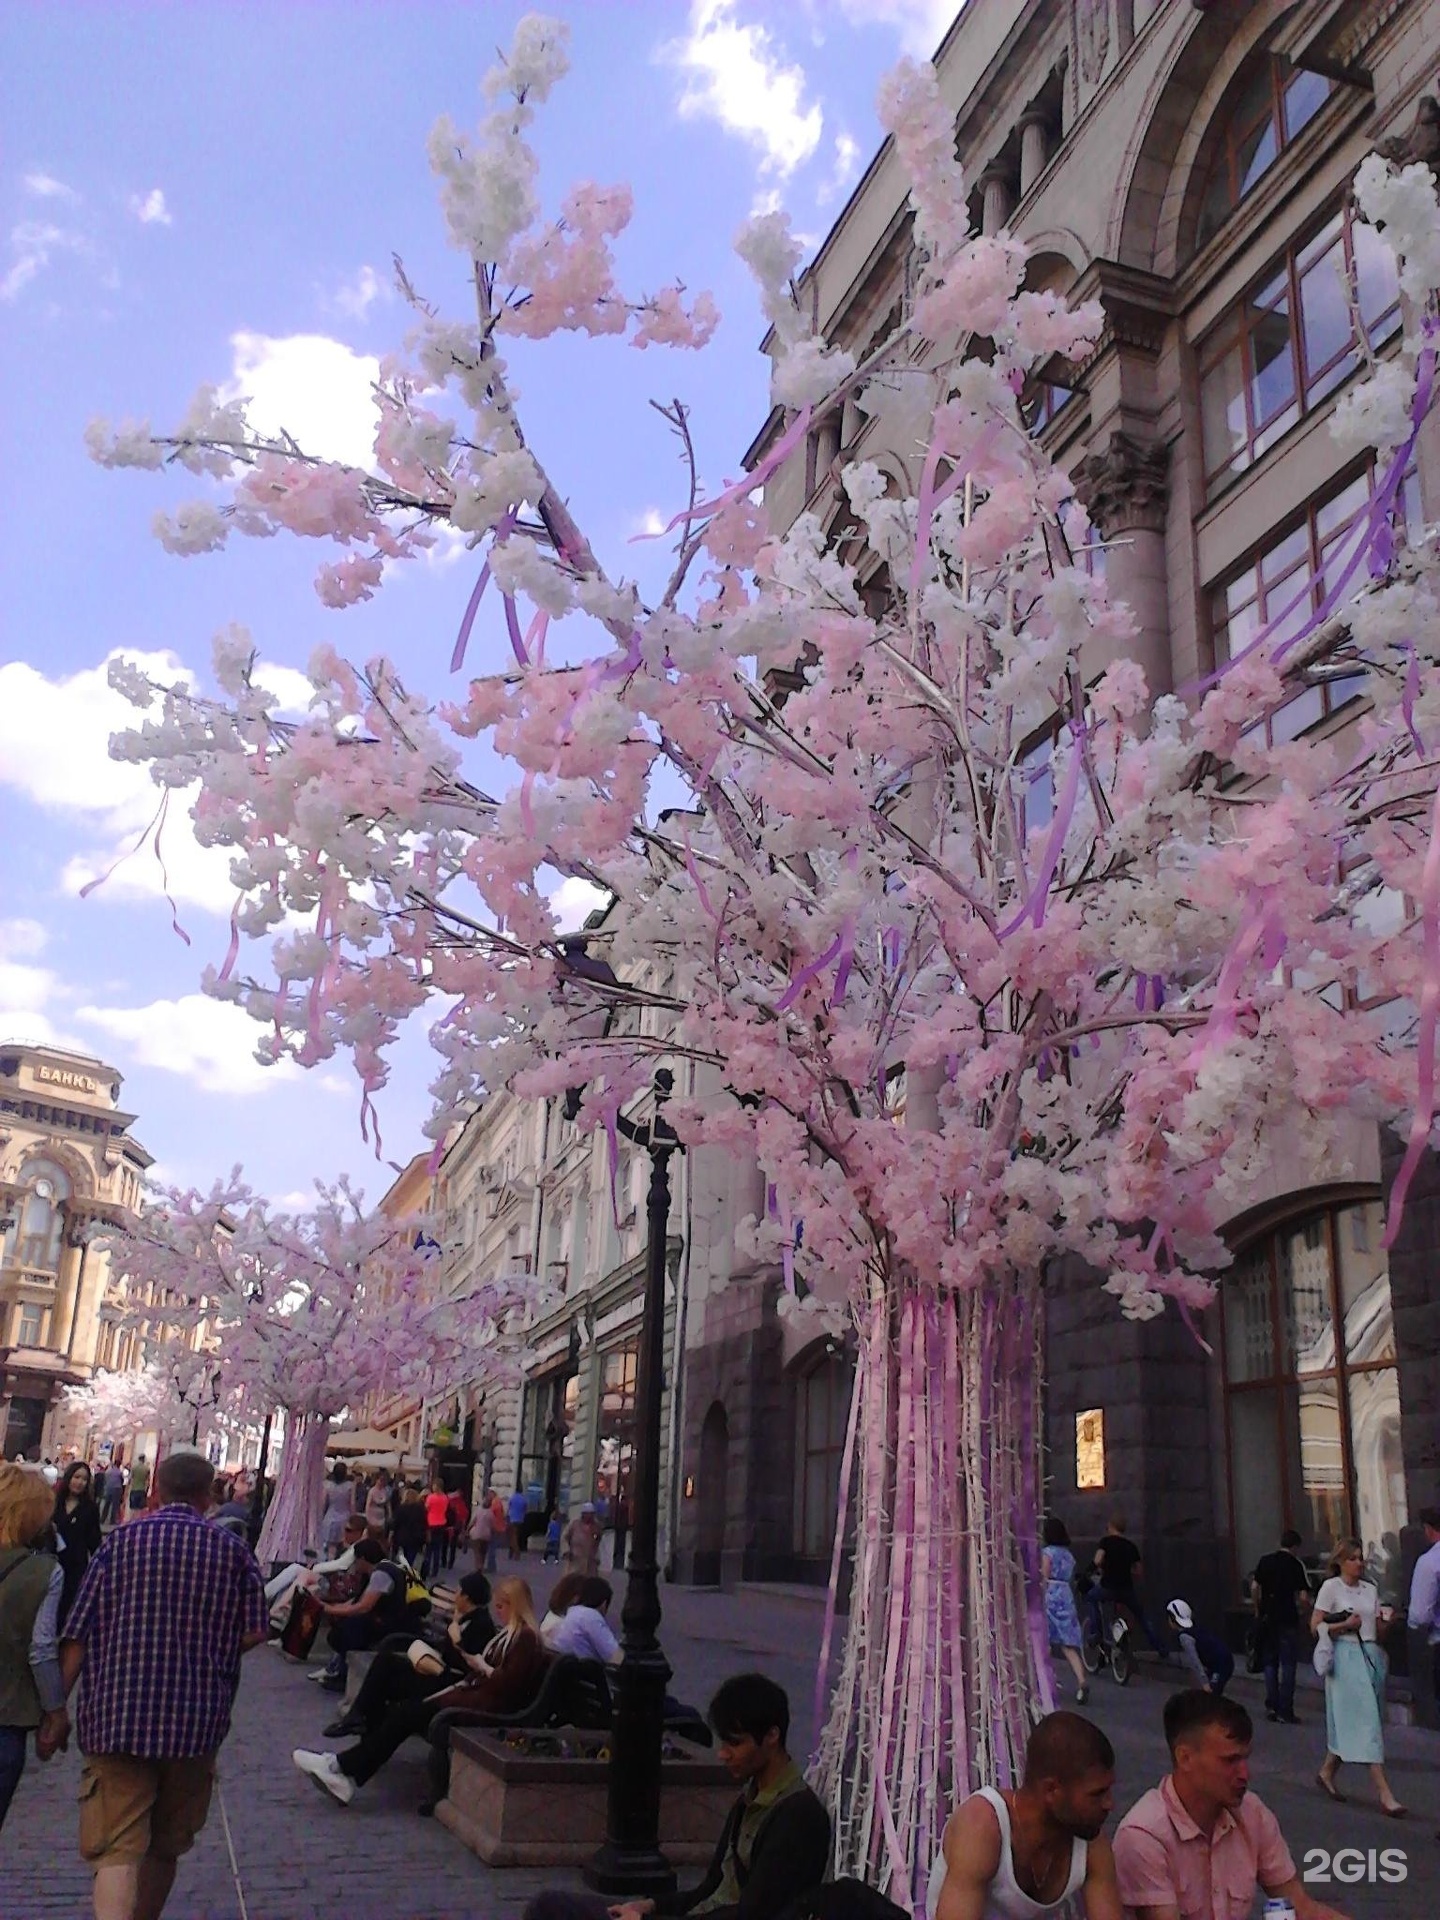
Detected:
[{"left": 292, "top": 1575, "right": 546, "bottom": 1807}]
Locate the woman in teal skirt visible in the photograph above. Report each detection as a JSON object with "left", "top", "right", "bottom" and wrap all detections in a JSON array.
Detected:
[{"left": 1314, "top": 1536, "right": 1405, "bottom": 1815}]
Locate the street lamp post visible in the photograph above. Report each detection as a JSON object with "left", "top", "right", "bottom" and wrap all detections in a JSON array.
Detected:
[
  {"left": 581, "top": 1067, "right": 681, "bottom": 1900},
  {"left": 246, "top": 1410, "right": 273, "bottom": 1550}
]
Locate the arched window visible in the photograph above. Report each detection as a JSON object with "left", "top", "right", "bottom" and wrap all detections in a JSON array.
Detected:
[
  {"left": 1196, "top": 54, "right": 1331, "bottom": 251},
  {"left": 9, "top": 1160, "right": 71, "bottom": 1272},
  {"left": 1222, "top": 1198, "right": 1406, "bottom": 1597}
]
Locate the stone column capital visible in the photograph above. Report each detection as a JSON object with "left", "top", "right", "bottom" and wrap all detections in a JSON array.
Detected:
[{"left": 1073, "top": 431, "right": 1169, "bottom": 536}]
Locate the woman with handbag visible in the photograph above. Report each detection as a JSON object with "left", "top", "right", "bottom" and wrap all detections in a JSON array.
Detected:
[
  {"left": 293, "top": 1575, "right": 546, "bottom": 1806},
  {"left": 1313, "top": 1536, "right": 1405, "bottom": 1815}
]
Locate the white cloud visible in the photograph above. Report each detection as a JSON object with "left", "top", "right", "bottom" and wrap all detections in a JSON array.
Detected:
[
  {"left": 74, "top": 993, "right": 306, "bottom": 1096},
  {"left": 23, "top": 170, "right": 79, "bottom": 202},
  {"left": 0, "top": 920, "right": 47, "bottom": 964},
  {"left": 634, "top": 507, "right": 668, "bottom": 539},
  {"left": 2, "top": 218, "right": 87, "bottom": 302},
  {"left": 252, "top": 664, "right": 315, "bottom": 716},
  {"left": 333, "top": 263, "right": 388, "bottom": 320},
  {"left": 831, "top": 0, "right": 959, "bottom": 57},
  {"left": 130, "top": 188, "right": 172, "bottom": 227},
  {"left": 667, "top": 0, "right": 823, "bottom": 180},
  {"left": 417, "top": 522, "right": 470, "bottom": 572},
  {"left": 550, "top": 876, "right": 610, "bottom": 933},
  {"left": 818, "top": 131, "right": 864, "bottom": 207},
  {"left": 222, "top": 331, "right": 380, "bottom": 470},
  {"left": 0, "top": 920, "right": 82, "bottom": 1051},
  {"left": 0, "top": 650, "right": 237, "bottom": 916}
]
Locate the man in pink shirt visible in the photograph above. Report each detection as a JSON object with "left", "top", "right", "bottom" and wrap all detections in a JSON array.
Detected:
[{"left": 1114, "top": 1691, "right": 1350, "bottom": 1920}]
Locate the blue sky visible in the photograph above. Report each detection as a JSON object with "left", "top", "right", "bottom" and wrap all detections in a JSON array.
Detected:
[{"left": 0, "top": 0, "right": 955, "bottom": 1205}]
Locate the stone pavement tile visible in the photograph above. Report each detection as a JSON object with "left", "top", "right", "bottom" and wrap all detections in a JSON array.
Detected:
[{"left": 8, "top": 1566, "right": 1439, "bottom": 1920}]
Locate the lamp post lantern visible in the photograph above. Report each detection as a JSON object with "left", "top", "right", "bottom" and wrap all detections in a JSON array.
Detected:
[{"left": 580, "top": 1066, "right": 681, "bottom": 1900}]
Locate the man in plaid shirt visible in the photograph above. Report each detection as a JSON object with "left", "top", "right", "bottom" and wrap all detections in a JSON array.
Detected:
[{"left": 60, "top": 1449, "right": 268, "bottom": 1920}]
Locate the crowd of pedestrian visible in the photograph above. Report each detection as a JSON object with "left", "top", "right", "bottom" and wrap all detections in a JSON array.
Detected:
[{"left": 6, "top": 1443, "right": 1440, "bottom": 1920}]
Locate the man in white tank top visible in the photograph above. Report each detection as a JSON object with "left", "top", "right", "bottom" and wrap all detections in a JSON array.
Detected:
[{"left": 928, "top": 1711, "right": 1124, "bottom": 1919}]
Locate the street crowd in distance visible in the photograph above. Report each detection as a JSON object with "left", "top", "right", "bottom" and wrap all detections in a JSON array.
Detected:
[{"left": 3, "top": 1452, "right": 1439, "bottom": 1919}]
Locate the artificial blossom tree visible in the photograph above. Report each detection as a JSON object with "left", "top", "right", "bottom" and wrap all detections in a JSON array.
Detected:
[
  {"left": 88, "top": 17, "right": 1440, "bottom": 1905},
  {"left": 61, "top": 1359, "right": 208, "bottom": 1458},
  {"left": 103, "top": 1176, "right": 532, "bottom": 1564}
]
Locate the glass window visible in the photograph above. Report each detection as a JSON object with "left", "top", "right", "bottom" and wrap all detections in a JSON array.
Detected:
[
  {"left": 1347, "top": 1366, "right": 1406, "bottom": 1590},
  {"left": 594, "top": 1338, "right": 639, "bottom": 1517},
  {"left": 15, "top": 1161, "right": 71, "bottom": 1272},
  {"left": 1227, "top": 1387, "right": 1286, "bottom": 1579},
  {"left": 1210, "top": 460, "right": 1417, "bottom": 750},
  {"left": 1199, "top": 202, "right": 1403, "bottom": 491},
  {"left": 1018, "top": 734, "right": 1055, "bottom": 837},
  {"left": 1222, "top": 1243, "right": 1275, "bottom": 1383},
  {"left": 1022, "top": 379, "right": 1077, "bottom": 436},
  {"left": 16, "top": 1304, "right": 46, "bottom": 1347},
  {"left": 1223, "top": 1200, "right": 1408, "bottom": 1597},
  {"left": 1278, "top": 1215, "right": 1335, "bottom": 1374},
  {"left": 1197, "top": 56, "right": 1331, "bottom": 250},
  {"left": 795, "top": 1355, "right": 850, "bottom": 1560}
]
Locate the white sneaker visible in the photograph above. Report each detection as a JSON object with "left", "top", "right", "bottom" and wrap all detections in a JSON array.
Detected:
[{"left": 293, "top": 1748, "right": 355, "bottom": 1805}]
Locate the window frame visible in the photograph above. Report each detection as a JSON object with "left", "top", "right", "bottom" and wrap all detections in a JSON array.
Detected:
[
  {"left": 794, "top": 1352, "right": 850, "bottom": 1562},
  {"left": 1220, "top": 1198, "right": 1403, "bottom": 1591},
  {"left": 1195, "top": 53, "right": 1332, "bottom": 253},
  {"left": 1197, "top": 199, "right": 1401, "bottom": 494},
  {"left": 1209, "top": 456, "right": 1420, "bottom": 752}
]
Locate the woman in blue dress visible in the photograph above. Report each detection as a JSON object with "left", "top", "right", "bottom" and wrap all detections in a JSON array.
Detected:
[{"left": 1043, "top": 1515, "right": 1088, "bottom": 1703}]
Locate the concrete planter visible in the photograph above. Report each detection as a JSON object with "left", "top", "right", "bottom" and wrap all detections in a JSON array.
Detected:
[{"left": 436, "top": 1727, "right": 733, "bottom": 1868}]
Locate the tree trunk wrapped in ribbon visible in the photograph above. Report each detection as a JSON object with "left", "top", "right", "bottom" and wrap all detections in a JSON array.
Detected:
[{"left": 86, "top": 17, "right": 1440, "bottom": 1907}]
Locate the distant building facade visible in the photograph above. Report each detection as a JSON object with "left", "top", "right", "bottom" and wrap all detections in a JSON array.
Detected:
[
  {"left": 0, "top": 1042, "right": 151, "bottom": 1459},
  {"left": 747, "top": 0, "right": 1440, "bottom": 1628}
]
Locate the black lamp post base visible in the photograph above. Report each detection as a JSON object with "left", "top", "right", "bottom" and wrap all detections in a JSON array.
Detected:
[{"left": 581, "top": 1842, "right": 678, "bottom": 1901}]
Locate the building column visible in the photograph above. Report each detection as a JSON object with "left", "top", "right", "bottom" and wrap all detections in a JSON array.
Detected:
[
  {"left": 979, "top": 165, "right": 1014, "bottom": 237},
  {"left": 1018, "top": 111, "right": 1051, "bottom": 197},
  {"left": 1073, "top": 429, "right": 1172, "bottom": 700}
]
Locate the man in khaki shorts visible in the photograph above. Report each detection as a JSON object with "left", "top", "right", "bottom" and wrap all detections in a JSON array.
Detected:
[{"left": 60, "top": 1449, "right": 268, "bottom": 1920}]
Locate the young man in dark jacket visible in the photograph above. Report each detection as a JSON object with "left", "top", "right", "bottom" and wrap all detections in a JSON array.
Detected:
[{"left": 522, "top": 1672, "right": 831, "bottom": 1920}]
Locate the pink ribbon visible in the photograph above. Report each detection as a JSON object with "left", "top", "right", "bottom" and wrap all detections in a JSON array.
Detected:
[
  {"left": 642, "top": 405, "right": 813, "bottom": 539},
  {"left": 1385, "top": 780, "right": 1440, "bottom": 1245},
  {"left": 999, "top": 727, "right": 1084, "bottom": 937},
  {"left": 450, "top": 509, "right": 517, "bottom": 673},
  {"left": 503, "top": 593, "right": 529, "bottom": 667}
]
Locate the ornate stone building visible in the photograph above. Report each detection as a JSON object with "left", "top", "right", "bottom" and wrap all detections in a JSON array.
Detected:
[
  {"left": 0, "top": 1042, "right": 151, "bottom": 1458},
  {"left": 740, "top": 0, "right": 1440, "bottom": 1633}
]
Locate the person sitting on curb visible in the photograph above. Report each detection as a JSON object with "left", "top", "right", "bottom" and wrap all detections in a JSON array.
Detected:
[
  {"left": 1114, "top": 1690, "right": 1352, "bottom": 1920},
  {"left": 519, "top": 1672, "right": 830, "bottom": 1920},
  {"left": 292, "top": 1574, "right": 545, "bottom": 1805},
  {"left": 320, "top": 1570, "right": 494, "bottom": 1738},
  {"left": 1165, "top": 1600, "right": 1234, "bottom": 1697},
  {"left": 927, "top": 1710, "right": 1123, "bottom": 1918}
]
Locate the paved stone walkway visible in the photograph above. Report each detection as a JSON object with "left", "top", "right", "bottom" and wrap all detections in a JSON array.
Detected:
[{"left": 4, "top": 1554, "right": 1438, "bottom": 1917}]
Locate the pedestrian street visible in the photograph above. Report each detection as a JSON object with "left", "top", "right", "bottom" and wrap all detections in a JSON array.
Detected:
[{"left": 6, "top": 1558, "right": 1440, "bottom": 1919}]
